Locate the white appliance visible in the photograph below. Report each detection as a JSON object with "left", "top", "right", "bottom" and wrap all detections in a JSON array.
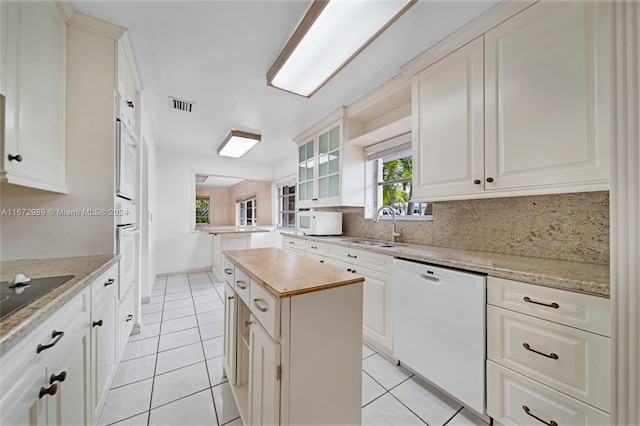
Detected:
[
  {"left": 297, "top": 210, "right": 342, "bottom": 235},
  {"left": 115, "top": 98, "right": 138, "bottom": 201},
  {"left": 393, "top": 259, "right": 487, "bottom": 414}
]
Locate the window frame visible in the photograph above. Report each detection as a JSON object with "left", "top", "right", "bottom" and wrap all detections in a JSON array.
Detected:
[
  {"left": 237, "top": 197, "right": 257, "bottom": 226},
  {"left": 276, "top": 181, "right": 297, "bottom": 229},
  {"left": 195, "top": 196, "right": 210, "bottom": 225}
]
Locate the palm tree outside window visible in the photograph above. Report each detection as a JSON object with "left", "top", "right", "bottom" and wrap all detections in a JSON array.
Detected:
[{"left": 376, "top": 151, "right": 431, "bottom": 216}]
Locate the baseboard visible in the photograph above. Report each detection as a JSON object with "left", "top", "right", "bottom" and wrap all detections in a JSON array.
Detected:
[{"left": 156, "top": 266, "right": 212, "bottom": 277}]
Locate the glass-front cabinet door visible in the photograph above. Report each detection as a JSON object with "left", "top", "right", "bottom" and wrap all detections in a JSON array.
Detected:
[
  {"left": 297, "top": 120, "right": 342, "bottom": 208},
  {"left": 317, "top": 124, "right": 340, "bottom": 200},
  {"left": 298, "top": 138, "right": 315, "bottom": 203}
]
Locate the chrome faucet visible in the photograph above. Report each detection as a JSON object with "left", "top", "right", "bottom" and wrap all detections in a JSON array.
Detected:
[{"left": 374, "top": 205, "right": 401, "bottom": 242}]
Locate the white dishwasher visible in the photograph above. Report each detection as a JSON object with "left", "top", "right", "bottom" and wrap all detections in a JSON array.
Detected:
[{"left": 393, "top": 258, "right": 486, "bottom": 414}]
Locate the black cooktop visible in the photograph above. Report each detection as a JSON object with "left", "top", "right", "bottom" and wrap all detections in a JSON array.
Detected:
[{"left": 0, "top": 275, "right": 74, "bottom": 320}]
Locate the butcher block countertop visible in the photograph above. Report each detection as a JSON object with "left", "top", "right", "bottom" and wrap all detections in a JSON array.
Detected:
[{"left": 224, "top": 248, "right": 364, "bottom": 298}]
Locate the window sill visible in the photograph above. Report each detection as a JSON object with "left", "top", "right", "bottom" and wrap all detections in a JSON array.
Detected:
[{"left": 369, "top": 215, "right": 434, "bottom": 222}]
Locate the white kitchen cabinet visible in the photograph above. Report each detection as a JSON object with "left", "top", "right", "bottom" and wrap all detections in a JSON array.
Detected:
[
  {"left": 411, "top": 36, "right": 484, "bottom": 200},
  {"left": 487, "top": 276, "right": 611, "bottom": 423},
  {"left": 295, "top": 108, "right": 365, "bottom": 208},
  {"left": 248, "top": 317, "right": 281, "bottom": 426},
  {"left": 1, "top": 1, "right": 67, "bottom": 193},
  {"left": 224, "top": 251, "right": 363, "bottom": 425},
  {"left": 484, "top": 0, "right": 610, "bottom": 193},
  {"left": 223, "top": 282, "right": 238, "bottom": 385},
  {"left": 212, "top": 233, "right": 250, "bottom": 280},
  {"left": 91, "top": 265, "right": 119, "bottom": 422},
  {"left": 0, "top": 288, "right": 90, "bottom": 426},
  {"left": 411, "top": 0, "right": 610, "bottom": 202},
  {"left": 117, "top": 284, "right": 136, "bottom": 358}
]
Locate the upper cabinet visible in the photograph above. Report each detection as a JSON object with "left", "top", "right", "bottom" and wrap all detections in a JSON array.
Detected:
[
  {"left": 411, "top": 0, "right": 610, "bottom": 202},
  {"left": 295, "top": 108, "right": 365, "bottom": 208},
  {"left": 1, "top": 1, "right": 68, "bottom": 193},
  {"left": 116, "top": 34, "right": 139, "bottom": 132},
  {"left": 411, "top": 37, "right": 484, "bottom": 199}
]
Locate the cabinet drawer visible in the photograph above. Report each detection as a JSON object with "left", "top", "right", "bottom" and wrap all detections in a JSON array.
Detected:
[
  {"left": 325, "top": 244, "right": 393, "bottom": 273},
  {"left": 487, "top": 277, "right": 610, "bottom": 336},
  {"left": 223, "top": 257, "right": 235, "bottom": 288},
  {"left": 249, "top": 280, "right": 280, "bottom": 341},
  {"left": 282, "top": 236, "right": 305, "bottom": 252},
  {"left": 91, "top": 264, "right": 118, "bottom": 307},
  {"left": 487, "top": 305, "right": 610, "bottom": 411},
  {"left": 487, "top": 361, "right": 610, "bottom": 425},
  {"left": 234, "top": 267, "right": 251, "bottom": 305},
  {"left": 305, "top": 240, "right": 326, "bottom": 256},
  {"left": 305, "top": 252, "right": 326, "bottom": 264},
  {"left": 118, "top": 285, "right": 136, "bottom": 354}
]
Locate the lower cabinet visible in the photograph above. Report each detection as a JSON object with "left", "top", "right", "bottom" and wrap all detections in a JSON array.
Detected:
[
  {"left": 117, "top": 285, "right": 136, "bottom": 359},
  {"left": 248, "top": 317, "right": 280, "bottom": 426},
  {"left": 212, "top": 234, "right": 250, "bottom": 280},
  {"left": 0, "top": 288, "right": 91, "bottom": 426},
  {"left": 224, "top": 254, "right": 363, "bottom": 425},
  {"left": 486, "top": 277, "right": 610, "bottom": 424},
  {"left": 91, "top": 272, "right": 119, "bottom": 422}
]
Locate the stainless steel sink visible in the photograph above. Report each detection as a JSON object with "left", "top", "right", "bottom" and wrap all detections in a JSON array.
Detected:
[{"left": 345, "top": 239, "right": 398, "bottom": 248}]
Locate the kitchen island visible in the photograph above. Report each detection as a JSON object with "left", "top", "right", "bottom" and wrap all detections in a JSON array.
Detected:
[{"left": 222, "top": 248, "right": 364, "bottom": 425}]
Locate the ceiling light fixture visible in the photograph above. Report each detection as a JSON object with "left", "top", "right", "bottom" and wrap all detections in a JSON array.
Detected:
[
  {"left": 267, "top": 0, "right": 416, "bottom": 97},
  {"left": 217, "top": 129, "right": 262, "bottom": 158}
]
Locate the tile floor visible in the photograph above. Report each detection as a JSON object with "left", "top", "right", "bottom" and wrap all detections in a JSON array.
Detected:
[{"left": 99, "top": 272, "right": 489, "bottom": 426}]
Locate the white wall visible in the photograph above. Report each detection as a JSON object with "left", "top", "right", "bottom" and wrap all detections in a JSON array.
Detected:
[
  {"left": 155, "top": 149, "right": 275, "bottom": 275},
  {"left": 0, "top": 26, "right": 117, "bottom": 260}
]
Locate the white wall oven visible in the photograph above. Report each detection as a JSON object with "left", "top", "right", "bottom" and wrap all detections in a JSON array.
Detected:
[{"left": 116, "top": 96, "right": 138, "bottom": 201}]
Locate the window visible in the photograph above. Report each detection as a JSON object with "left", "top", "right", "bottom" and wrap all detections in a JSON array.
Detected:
[
  {"left": 372, "top": 147, "right": 431, "bottom": 218},
  {"left": 238, "top": 198, "right": 257, "bottom": 226},
  {"left": 195, "top": 197, "right": 210, "bottom": 224},
  {"left": 277, "top": 182, "right": 296, "bottom": 228}
]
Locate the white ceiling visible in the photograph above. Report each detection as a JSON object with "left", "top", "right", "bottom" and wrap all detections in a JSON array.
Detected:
[{"left": 71, "top": 0, "right": 497, "bottom": 166}]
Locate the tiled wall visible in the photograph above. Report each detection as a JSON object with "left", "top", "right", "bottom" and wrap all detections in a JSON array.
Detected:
[{"left": 339, "top": 191, "right": 609, "bottom": 265}]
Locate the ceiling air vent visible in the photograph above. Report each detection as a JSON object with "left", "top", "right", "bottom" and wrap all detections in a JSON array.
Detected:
[{"left": 169, "top": 97, "right": 194, "bottom": 112}]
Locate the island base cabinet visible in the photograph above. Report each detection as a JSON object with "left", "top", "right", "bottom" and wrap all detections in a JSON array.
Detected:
[
  {"left": 225, "top": 251, "right": 363, "bottom": 425},
  {"left": 248, "top": 317, "right": 281, "bottom": 426}
]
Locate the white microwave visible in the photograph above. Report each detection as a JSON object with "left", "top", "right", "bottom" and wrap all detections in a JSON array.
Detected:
[{"left": 297, "top": 211, "right": 342, "bottom": 236}]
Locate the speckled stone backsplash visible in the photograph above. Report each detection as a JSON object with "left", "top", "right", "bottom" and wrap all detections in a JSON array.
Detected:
[{"left": 339, "top": 191, "right": 609, "bottom": 265}]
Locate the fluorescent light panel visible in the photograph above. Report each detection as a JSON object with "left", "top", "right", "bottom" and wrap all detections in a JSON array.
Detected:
[
  {"left": 217, "top": 130, "right": 261, "bottom": 158},
  {"left": 268, "top": 0, "right": 415, "bottom": 97}
]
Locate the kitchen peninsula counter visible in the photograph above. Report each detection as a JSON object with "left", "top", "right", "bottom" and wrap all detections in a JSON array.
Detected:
[
  {"left": 199, "top": 225, "right": 272, "bottom": 235},
  {"left": 0, "top": 254, "right": 119, "bottom": 355},
  {"left": 283, "top": 233, "right": 610, "bottom": 297}
]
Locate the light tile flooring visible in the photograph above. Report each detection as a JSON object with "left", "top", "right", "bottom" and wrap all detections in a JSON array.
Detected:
[{"left": 99, "top": 272, "right": 488, "bottom": 426}]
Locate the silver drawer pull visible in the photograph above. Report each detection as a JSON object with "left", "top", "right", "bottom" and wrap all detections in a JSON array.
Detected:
[
  {"left": 253, "top": 299, "right": 268, "bottom": 312},
  {"left": 522, "top": 405, "right": 558, "bottom": 426},
  {"left": 236, "top": 280, "right": 247, "bottom": 289},
  {"left": 523, "top": 343, "right": 559, "bottom": 360},
  {"left": 224, "top": 268, "right": 233, "bottom": 275},
  {"left": 523, "top": 296, "right": 559, "bottom": 309}
]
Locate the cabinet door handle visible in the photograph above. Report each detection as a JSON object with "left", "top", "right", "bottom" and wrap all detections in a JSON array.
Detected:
[
  {"left": 236, "top": 280, "right": 247, "bottom": 290},
  {"left": 8, "top": 154, "right": 23, "bottom": 162},
  {"left": 523, "top": 296, "right": 559, "bottom": 309},
  {"left": 50, "top": 371, "right": 67, "bottom": 385},
  {"left": 312, "top": 198, "right": 318, "bottom": 201},
  {"left": 253, "top": 299, "right": 268, "bottom": 312},
  {"left": 473, "top": 179, "right": 481, "bottom": 185},
  {"left": 104, "top": 278, "right": 115, "bottom": 287},
  {"left": 127, "top": 100, "right": 134, "bottom": 108},
  {"left": 523, "top": 343, "right": 559, "bottom": 359},
  {"left": 320, "top": 260, "right": 324, "bottom": 263},
  {"left": 289, "top": 241, "right": 295, "bottom": 244},
  {"left": 352, "top": 269, "right": 356, "bottom": 274},
  {"left": 486, "top": 177, "right": 494, "bottom": 183},
  {"left": 93, "top": 320, "right": 103, "bottom": 327},
  {"left": 522, "top": 405, "right": 558, "bottom": 426},
  {"left": 39, "top": 383, "right": 58, "bottom": 399},
  {"left": 244, "top": 320, "right": 253, "bottom": 327},
  {"left": 227, "top": 296, "right": 234, "bottom": 300},
  {"left": 37, "top": 330, "right": 64, "bottom": 353},
  {"left": 224, "top": 268, "right": 233, "bottom": 275},
  {"left": 347, "top": 254, "right": 357, "bottom": 259},
  {"left": 347, "top": 268, "right": 352, "bottom": 272},
  {"left": 126, "top": 314, "right": 133, "bottom": 322},
  {"left": 310, "top": 246, "right": 318, "bottom": 249}
]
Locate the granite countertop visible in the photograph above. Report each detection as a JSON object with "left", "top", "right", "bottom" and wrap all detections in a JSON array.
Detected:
[
  {"left": 0, "top": 255, "right": 120, "bottom": 355},
  {"left": 199, "top": 226, "right": 273, "bottom": 235},
  {"left": 285, "top": 234, "right": 610, "bottom": 297},
  {"left": 225, "top": 248, "right": 363, "bottom": 298}
]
